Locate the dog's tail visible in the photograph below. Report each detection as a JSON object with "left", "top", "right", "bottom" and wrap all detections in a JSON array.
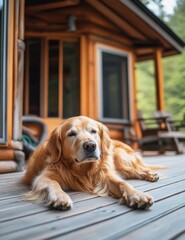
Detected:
[{"left": 135, "top": 153, "right": 167, "bottom": 170}]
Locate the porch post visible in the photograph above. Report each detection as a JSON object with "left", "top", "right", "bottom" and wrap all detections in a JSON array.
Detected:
[{"left": 154, "top": 49, "right": 165, "bottom": 111}]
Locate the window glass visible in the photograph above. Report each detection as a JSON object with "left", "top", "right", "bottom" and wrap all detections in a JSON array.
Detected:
[
  {"left": 48, "top": 40, "right": 59, "bottom": 117},
  {"left": 63, "top": 42, "right": 80, "bottom": 118},
  {"left": 101, "top": 51, "right": 130, "bottom": 122},
  {"left": 26, "top": 39, "right": 80, "bottom": 118},
  {"left": 0, "top": 0, "right": 7, "bottom": 143},
  {"left": 28, "top": 39, "right": 41, "bottom": 115}
]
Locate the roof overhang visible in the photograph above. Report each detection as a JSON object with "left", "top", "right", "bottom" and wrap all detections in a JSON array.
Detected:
[
  {"left": 119, "top": 0, "right": 184, "bottom": 60},
  {"left": 25, "top": 0, "right": 185, "bottom": 61}
]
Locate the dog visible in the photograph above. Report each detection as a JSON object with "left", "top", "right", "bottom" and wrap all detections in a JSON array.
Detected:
[{"left": 23, "top": 116, "right": 161, "bottom": 210}]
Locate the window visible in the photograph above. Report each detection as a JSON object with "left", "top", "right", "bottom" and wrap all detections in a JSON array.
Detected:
[
  {"left": 98, "top": 48, "right": 130, "bottom": 123},
  {"left": 28, "top": 39, "right": 41, "bottom": 115},
  {"left": 25, "top": 39, "right": 80, "bottom": 118},
  {"left": 63, "top": 42, "right": 80, "bottom": 118},
  {"left": 48, "top": 40, "right": 59, "bottom": 117},
  {"left": 0, "top": 0, "right": 8, "bottom": 144}
]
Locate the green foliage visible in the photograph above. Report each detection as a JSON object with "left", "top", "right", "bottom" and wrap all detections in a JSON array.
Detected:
[
  {"left": 163, "top": 53, "right": 185, "bottom": 120},
  {"left": 137, "top": 0, "right": 185, "bottom": 121},
  {"left": 169, "top": 0, "right": 185, "bottom": 40}
]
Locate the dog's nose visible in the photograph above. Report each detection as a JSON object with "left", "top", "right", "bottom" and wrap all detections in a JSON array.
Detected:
[{"left": 83, "top": 141, "right": 96, "bottom": 152}]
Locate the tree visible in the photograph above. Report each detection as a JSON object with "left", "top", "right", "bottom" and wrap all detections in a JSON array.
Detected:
[
  {"left": 163, "top": 0, "right": 185, "bottom": 120},
  {"left": 137, "top": 0, "right": 185, "bottom": 120},
  {"left": 140, "top": 0, "right": 167, "bottom": 20}
]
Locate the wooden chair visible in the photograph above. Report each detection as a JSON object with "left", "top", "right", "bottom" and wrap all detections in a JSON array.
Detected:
[
  {"left": 154, "top": 111, "right": 185, "bottom": 131},
  {"left": 137, "top": 111, "right": 185, "bottom": 154}
]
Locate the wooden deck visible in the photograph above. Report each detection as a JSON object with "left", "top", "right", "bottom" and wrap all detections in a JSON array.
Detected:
[{"left": 1, "top": 154, "right": 185, "bottom": 240}]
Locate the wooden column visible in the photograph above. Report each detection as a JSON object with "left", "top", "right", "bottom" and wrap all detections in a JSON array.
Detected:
[
  {"left": 13, "top": 0, "right": 25, "bottom": 140},
  {"left": 0, "top": 0, "right": 25, "bottom": 173},
  {"left": 80, "top": 35, "right": 88, "bottom": 116},
  {"left": 58, "top": 40, "right": 63, "bottom": 118},
  {"left": 7, "top": 0, "right": 15, "bottom": 145},
  {"left": 40, "top": 39, "right": 49, "bottom": 117},
  {"left": 154, "top": 49, "right": 165, "bottom": 111},
  {"left": 131, "top": 54, "right": 140, "bottom": 149},
  {"left": 88, "top": 37, "right": 95, "bottom": 118}
]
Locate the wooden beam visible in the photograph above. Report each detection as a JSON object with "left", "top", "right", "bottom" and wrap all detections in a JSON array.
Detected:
[
  {"left": 88, "top": 37, "right": 95, "bottom": 118},
  {"left": 26, "top": 0, "right": 80, "bottom": 13},
  {"left": 58, "top": 40, "right": 63, "bottom": 118},
  {"left": 40, "top": 39, "right": 49, "bottom": 117},
  {"left": 13, "top": 0, "right": 25, "bottom": 141},
  {"left": 0, "top": 161, "right": 17, "bottom": 173},
  {"left": 131, "top": 53, "right": 142, "bottom": 144},
  {"left": 24, "top": 40, "right": 29, "bottom": 115},
  {"left": 80, "top": 35, "right": 88, "bottom": 115},
  {"left": 85, "top": 0, "right": 146, "bottom": 40},
  {"left": 154, "top": 49, "right": 165, "bottom": 111},
  {"left": 6, "top": 0, "right": 15, "bottom": 145},
  {"left": 0, "top": 149, "right": 15, "bottom": 160},
  {"left": 19, "top": 0, "right": 25, "bottom": 40}
]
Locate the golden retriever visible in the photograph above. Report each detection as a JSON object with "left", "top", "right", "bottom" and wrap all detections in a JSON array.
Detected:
[{"left": 23, "top": 116, "right": 161, "bottom": 210}]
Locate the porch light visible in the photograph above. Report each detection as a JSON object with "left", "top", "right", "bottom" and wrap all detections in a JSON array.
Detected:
[{"left": 67, "top": 15, "right": 76, "bottom": 32}]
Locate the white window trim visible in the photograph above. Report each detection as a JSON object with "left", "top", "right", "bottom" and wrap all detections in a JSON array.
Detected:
[{"left": 97, "top": 45, "right": 132, "bottom": 124}]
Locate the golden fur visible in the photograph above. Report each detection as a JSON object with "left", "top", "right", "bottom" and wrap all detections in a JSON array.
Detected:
[{"left": 23, "top": 116, "right": 161, "bottom": 210}]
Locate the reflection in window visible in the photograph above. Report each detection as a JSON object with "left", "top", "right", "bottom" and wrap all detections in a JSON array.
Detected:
[
  {"left": 0, "top": 0, "right": 7, "bottom": 143},
  {"left": 28, "top": 39, "right": 41, "bottom": 115},
  {"left": 63, "top": 42, "right": 80, "bottom": 118},
  {"left": 48, "top": 41, "right": 59, "bottom": 117},
  {"left": 100, "top": 51, "right": 130, "bottom": 122}
]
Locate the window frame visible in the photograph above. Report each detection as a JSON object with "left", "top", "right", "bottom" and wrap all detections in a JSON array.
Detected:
[
  {"left": 97, "top": 46, "right": 131, "bottom": 124},
  {"left": 0, "top": 0, "right": 8, "bottom": 144},
  {"left": 24, "top": 37, "right": 80, "bottom": 119}
]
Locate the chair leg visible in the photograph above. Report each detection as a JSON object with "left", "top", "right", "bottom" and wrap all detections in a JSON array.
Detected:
[{"left": 172, "top": 137, "right": 182, "bottom": 154}]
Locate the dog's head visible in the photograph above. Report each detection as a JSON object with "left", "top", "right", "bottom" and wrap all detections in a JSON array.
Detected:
[{"left": 47, "top": 116, "right": 112, "bottom": 164}]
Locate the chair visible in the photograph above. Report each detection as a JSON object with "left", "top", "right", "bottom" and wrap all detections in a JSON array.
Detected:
[
  {"left": 137, "top": 111, "right": 185, "bottom": 154},
  {"left": 154, "top": 111, "right": 185, "bottom": 131},
  {"left": 22, "top": 116, "right": 48, "bottom": 158}
]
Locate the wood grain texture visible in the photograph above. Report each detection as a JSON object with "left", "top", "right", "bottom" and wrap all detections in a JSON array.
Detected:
[{"left": 0, "top": 154, "right": 185, "bottom": 240}]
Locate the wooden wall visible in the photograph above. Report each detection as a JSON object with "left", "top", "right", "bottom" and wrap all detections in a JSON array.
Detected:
[
  {"left": 0, "top": 0, "right": 170, "bottom": 173},
  {"left": 24, "top": 1, "right": 139, "bottom": 145},
  {"left": 0, "top": 0, "right": 25, "bottom": 173}
]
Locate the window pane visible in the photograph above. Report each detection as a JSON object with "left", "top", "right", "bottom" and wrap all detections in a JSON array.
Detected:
[
  {"left": 28, "top": 39, "right": 41, "bottom": 115},
  {"left": 102, "top": 52, "right": 129, "bottom": 121},
  {"left": 0, "top": 0, "right": 7, "bottom": 143},
  {"left": 48, "top": 40, "right": 59, "bottom": 117},
  {"left": 63, "top": 42, "right": 80, "bottom": 118}
]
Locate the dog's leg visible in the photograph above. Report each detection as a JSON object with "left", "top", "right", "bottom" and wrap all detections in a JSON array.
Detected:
[
  {"left": 106, "top": 175, "right": 153, "bottom": 209},
  {"left": 25, "top": 171, "right": 73, "bottom": 210},
  {"left": 114, "top": 149, "right": 159, "bottom": 182}
]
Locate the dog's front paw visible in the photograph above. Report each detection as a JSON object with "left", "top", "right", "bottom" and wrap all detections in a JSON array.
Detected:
[
  {"left": 48, "top": 192, "right": 73, "bottom": 210},
  {"left": 121, "top": 189, "right": 153, "bottom": 210},
  {"left": 145, "top": 172, "right": 159, "bottom": 182}
]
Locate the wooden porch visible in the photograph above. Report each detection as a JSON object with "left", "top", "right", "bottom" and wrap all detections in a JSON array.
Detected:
[{"left": 1, "top": 154, "right": 185, "bottom": 239}]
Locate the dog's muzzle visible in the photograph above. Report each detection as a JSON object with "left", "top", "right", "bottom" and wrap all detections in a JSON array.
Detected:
[{"left": 75, "top": 141, "right": 100, "bottom": 163}]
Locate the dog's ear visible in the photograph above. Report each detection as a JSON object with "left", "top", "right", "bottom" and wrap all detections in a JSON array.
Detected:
[
  {"left": 47, "top": 124, "right": 63, "bottom": 163},
  {"left": 98, "top": 123, "right": 112, "bottom": 156}
]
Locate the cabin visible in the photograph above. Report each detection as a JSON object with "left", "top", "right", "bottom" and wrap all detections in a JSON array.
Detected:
[{"left": 0, "top": 0, "right": 184, "bottom": 173}]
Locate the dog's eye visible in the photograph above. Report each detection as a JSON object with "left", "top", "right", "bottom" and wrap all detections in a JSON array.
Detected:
[
  {"left": 91, "top": 129, "right": 97, "bottom": 134},
  {"left": 67, "top": 131, "right": 77, "bottom": 137}
]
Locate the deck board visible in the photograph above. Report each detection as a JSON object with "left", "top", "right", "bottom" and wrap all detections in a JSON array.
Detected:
[
  {"left": 0, "top": 154, "right": 185, "bottom": 240},
  {"left": 125, "top": 206, "right": 185, "bottom": 240}
]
